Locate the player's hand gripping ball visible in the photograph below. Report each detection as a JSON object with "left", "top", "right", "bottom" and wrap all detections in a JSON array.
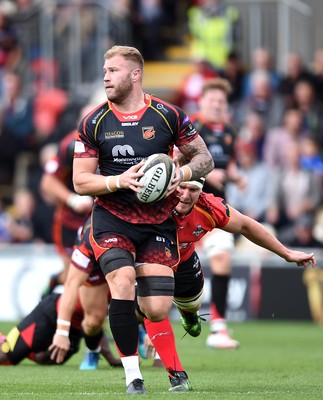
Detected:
[{"left": 136, "top": 153, "right": 175, "bottom": 203}]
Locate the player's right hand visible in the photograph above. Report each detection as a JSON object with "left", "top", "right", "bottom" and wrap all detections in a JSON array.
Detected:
[{"left": 48, "top": 334, "right": 71, "bottom": 364}]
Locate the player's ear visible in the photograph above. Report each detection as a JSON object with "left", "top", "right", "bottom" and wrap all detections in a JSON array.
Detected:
[{"left": 132, "top": 68, "right": 141, "bottom": 82}]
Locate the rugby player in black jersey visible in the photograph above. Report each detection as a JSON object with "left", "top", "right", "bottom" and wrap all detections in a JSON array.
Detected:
[
  {"left": 190, "top": 77, "right": 246, "bottom": 349},
  {"left": 55, "top": 45, "right": 213, "bottom": 394}
]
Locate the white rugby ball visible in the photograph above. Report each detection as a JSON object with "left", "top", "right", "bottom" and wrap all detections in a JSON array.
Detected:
[{"left": 136, "top": 153, "right": 175, "bottom": 203}]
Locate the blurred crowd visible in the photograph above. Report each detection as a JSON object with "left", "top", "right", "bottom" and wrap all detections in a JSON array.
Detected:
[{"left": 0, "top": 0, "right": 322, "bottom": 249}]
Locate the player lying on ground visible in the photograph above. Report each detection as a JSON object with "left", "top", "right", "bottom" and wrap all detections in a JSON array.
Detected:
[
  {"left": 0, "top": 292, "right": 120, "bottom": 366},
  {"left": 48, "top": 217, "right": 121, "bottom": 369}
]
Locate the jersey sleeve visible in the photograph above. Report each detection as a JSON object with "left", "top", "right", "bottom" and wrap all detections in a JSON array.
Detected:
[
  {"left": 74, "top": 113, "right": 99, "bottom": 159},
  {"left": 173, "top": 106, "right": 199, "bottom": 147},
  {"left": 199, "top": 192, "right": 231, "bottom": 228}
]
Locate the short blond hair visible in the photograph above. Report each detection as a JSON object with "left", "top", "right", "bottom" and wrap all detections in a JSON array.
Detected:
[
  {"left": 201, "top": 77, "right": 232, "bottom": 97},
  {"left": 104, "top": 45, "right": 144, "bottom": 71}
]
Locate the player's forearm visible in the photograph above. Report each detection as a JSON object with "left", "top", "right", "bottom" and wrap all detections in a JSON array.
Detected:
[
  {"left": 56, "top": 285, "right": 79, "bottom": 326},
  {"left": 239, "top": 218, "right": 289, "bottom": 259},
  {"left": 73, "top": 172, "right": 119, "bottom": 196},
  {"left": 179, "top": 137, "right": 214, "bottom": 181},
  {"left": 41, "top": 173, "right": 74, "bottom": 204},
  {"left": 186, "top": 153, "right": 214, "bottom": 181}
]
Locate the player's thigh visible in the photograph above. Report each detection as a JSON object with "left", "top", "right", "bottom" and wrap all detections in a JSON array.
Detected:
[{"left": 202, "top": 229, "right": 234, "bottom": 274}]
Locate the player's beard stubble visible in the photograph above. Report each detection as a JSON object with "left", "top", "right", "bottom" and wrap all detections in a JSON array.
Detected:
[{"left": 106, "top": 74, "right": 134, "bottom": 105}]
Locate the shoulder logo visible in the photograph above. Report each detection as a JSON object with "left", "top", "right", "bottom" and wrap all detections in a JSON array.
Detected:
[{"left": 142, "top": 126, "right": 155, "bottom": 140}]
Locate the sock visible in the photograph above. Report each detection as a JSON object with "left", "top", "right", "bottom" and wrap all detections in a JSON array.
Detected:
[
  {"left": 144, "top": 317, "right": 183, "bottom": 374},
  {"left": 109, "top": 299, "right": 138, "bottom": 357},
  {"left": 210, "top": 274, "right": 230, "bottom": 320},
  {"left": 121, "top": 355, "right": 143, "bottom": 386},
  {"left": 83, "top": 328, "right": 103, "bottom": 351}
]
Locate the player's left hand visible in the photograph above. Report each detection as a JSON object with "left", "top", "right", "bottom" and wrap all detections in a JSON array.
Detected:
[
  {"left": 166, "top": 157, "right": 181, "bottom": 197},
  {"left": 285, "top": 250, "right": 316, "bottom": 268}
]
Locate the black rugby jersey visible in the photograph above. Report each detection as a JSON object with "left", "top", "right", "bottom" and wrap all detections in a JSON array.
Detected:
[
  {"left": 74, "top": 94, "right": 198, "bottom": 224},
  {"left": 191, "top": 112, "right": 237, "bottom": 197}
]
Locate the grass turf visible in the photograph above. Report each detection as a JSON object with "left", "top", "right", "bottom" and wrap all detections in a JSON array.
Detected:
[{"left": 0, "top": 320, "right": 323, "bottom": 399}]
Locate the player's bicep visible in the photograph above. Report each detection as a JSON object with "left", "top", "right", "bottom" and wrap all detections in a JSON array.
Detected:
[{"left": 73, "top": 157, "right": 98, "bottom": 186}]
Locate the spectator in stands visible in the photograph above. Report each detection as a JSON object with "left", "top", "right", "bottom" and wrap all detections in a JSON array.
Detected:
[
  {"left": 279, "top": 213, "right": 322, "bottom": 248},
  {"left": 299, "top": 136, "right": 323, "bottom": 176},
  {"left": 33, "top": 87, "right": 68, "bottom": 148},
  {"left": 312, "top": 48, "right": 323, "bottom": 108},
  {"left": 187, "top": 0, "right": 240, "bottom": 70},
  {"left": 173, "top": 59, "right": 218, "bottom": 114},
  {"left": 242, "top": 47, "right": 281, "bottom": 99},
  {"left": 132, "top": 0, "right": 164, "bottom": 61},
  {"left": 226, "top": 139, "right": 272, "bottom": 222},
  {"left": 0, "top": 70, "right": 34, "bottom": 150},
  {"left": 237, "top": 111, "right": 265, "bottom": 159},
  {"left": 0, "top": 2, "right": 21, "bottom": 73},
  {"left": 13, "top": 0, "right": 41, "bottom": 66},
  {"left": 263, "top": 108, "right": 309, "bottom": 170},
  {"left": 278, "top": 52, "right": 315, "bottom": 110},
  {"left": 218, "top": 50, "right": 245, "bottom": 109},
  {"left": 0, "top": 197, "right": 12, "bottom": 242},
  {"left": 266, "top": 141, "right": 321, "bottom": 242},
  {"left": 235, "top": 69, "right": 285, "bottom": 132},
  {"left": 1, "top": 187, "right": 35, "bottom": 243},
  {"left": 0, "top": 116, "right": 20, "bottom": 187},
  {"left": 292, "top": 79, "right": 323, "bottom": 154}
]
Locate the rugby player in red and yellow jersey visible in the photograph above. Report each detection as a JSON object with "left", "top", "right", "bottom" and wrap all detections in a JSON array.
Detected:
[{"left": 167, "top": 178, "right": 316, "bottom": 340}]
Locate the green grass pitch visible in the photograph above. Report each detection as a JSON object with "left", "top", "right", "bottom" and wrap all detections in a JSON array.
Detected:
[{"left": 0, "top": 320, "right": 323, "bottom": 399}]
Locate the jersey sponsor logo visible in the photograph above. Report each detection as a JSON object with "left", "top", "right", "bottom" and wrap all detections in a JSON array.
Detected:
[
  {"left": 122, "top": 115, "right": 138, "bottom": 120},
  {"left": 74, "top": 141, "right": 85, "bottom": 153},
  {"left": 165, "top": 247, "right": 172, "bottom": 259},
  {"left": 112, "top": 145, "right": 135, "bottom": 157},
  {"left": 105, "top": 238, "right": 118, "bottom": 243},
  {"left": 157, "top": 103, "right": 168, "bottom": 114},
  {"left": 142, "top": 126, "right": 155, "bottom": 140},
  {"left": 184, "top": 123, "right": 197, "bottom": 137},
  {"left": 91, "top": 109, "right": 105, "bottom": 124},
  {"left": 121, "top": 122, "right": 139, "bottom": 126},
  {"left": 105, "top": 131, "right": 124, "bottom": 139}
]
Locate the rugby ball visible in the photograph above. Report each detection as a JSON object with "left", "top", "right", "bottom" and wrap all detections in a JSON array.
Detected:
[{"left": 136, "top": 153, "right": 175, "bottom": 203}]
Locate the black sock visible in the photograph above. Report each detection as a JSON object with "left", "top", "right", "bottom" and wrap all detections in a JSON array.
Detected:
[
  {"left": 109, "top": 299, "right": 138, "bottom": 356},
  {"left": 83, "top": 329, "right": 103, "bottom": 351},
  {"left": 211, "top": 274, "right": 230, "bottom": 318}
]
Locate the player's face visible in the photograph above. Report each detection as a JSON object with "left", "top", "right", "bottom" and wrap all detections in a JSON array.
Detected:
[
  {"left": 199, "top": 88, "right": 228, "bottom": 123},
  {"left": 176, "top": 183, "right": 202, "bottom": 215},
  {"left": 103, "top": 56, "right": 135, "bottom": 104}
]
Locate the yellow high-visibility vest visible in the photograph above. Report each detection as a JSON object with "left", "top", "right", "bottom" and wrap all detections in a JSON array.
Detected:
[{"left": 188, "top": 5, "right": 239, "bottom": 69}]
